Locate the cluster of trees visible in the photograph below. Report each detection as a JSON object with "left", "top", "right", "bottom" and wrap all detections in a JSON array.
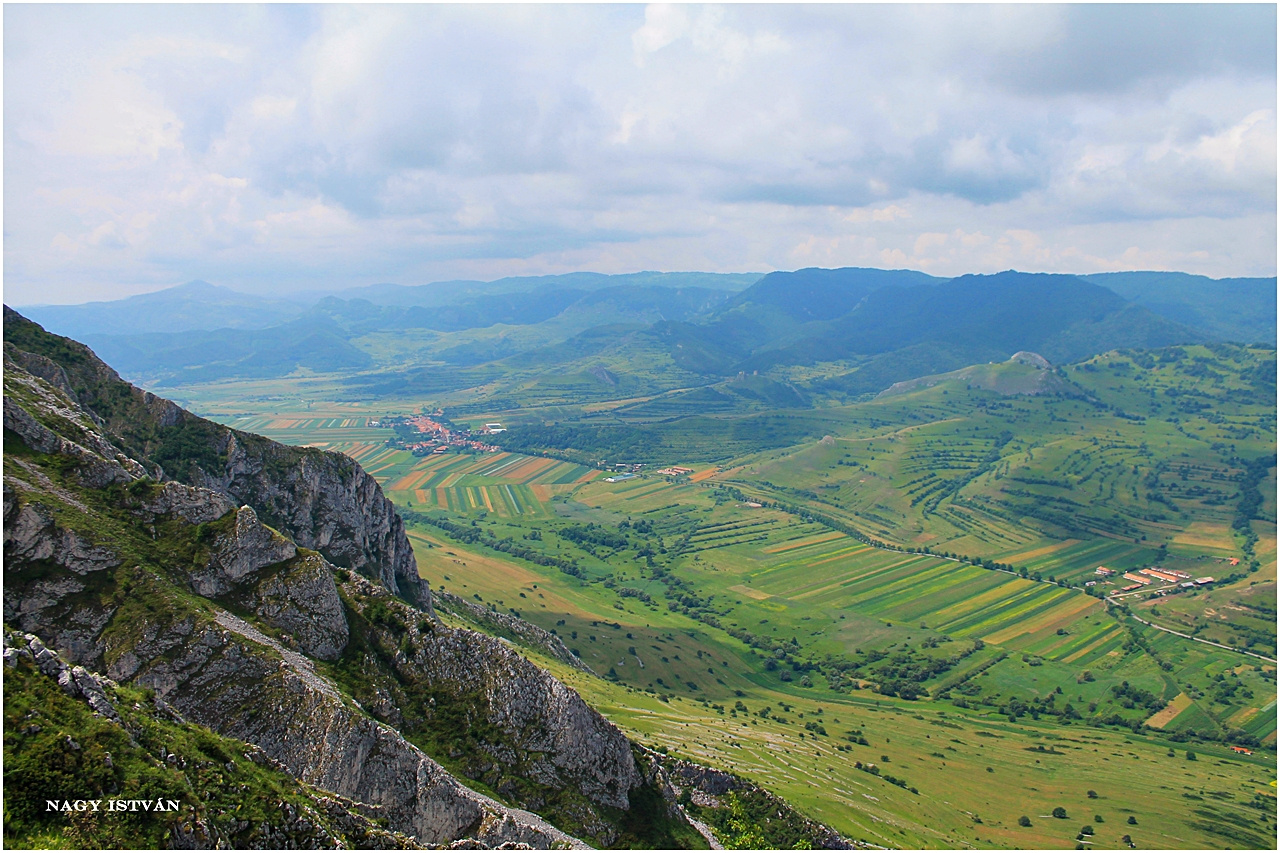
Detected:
[
  {"left": 559, "top": 522, "right": 630, "bottom": 551},
  {"left": 1233, "top": 453, "right": 1275, "bottom": 571}
]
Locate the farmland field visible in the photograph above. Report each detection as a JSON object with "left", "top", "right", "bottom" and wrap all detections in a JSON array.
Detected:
[{"left": 179, "top": 341, "right": 1276, "bottom": 850}]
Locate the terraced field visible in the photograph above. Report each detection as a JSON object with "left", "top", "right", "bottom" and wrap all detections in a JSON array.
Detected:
[
  {"left": 376, "top": 451, "right": 600, "bottom": 516},
  {"left": 222, "top": 412, "right": 389, "bottom": 446},
  {"left": 217, "top": 403, "right": 606, "bottom": 519},
  {"left": 176, "top": 341, "right": 1275, "bottom": 850},
  {"left": 668, "top": 512, "right": 1115, "bottom": 664}
]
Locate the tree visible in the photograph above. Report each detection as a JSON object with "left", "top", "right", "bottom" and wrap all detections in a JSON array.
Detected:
[
  {"left": 1052, "top": 807, "right": 1068, "bottom": 819},
  {"left": 1018, "top": 816, "right": 1032, "bottom": 827},
  {"left": 1127, "top": 816, "right": 1137, "bottom": 825},
  {"left": 721, "top": 792, "right": 767, "bottom": 849},
  {"left": 1086, "top": 790, "right": 1098, "bottom": 799},
  {"left": 1080, "top": 825, "right": 1094, "bottom": 836},
  {"left": 1185, "top": 750, "right": 1197, "bottom": 760}
]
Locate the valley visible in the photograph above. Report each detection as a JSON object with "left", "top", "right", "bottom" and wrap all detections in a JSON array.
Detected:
[
  {"left": 167, "top": 349, "right": 1274, "bottom": 848},
  {"left": 8, "top": 267, "right": 1276, "bottom": 849}
]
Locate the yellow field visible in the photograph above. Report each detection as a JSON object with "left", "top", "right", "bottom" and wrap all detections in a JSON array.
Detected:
[
  {"left": 982, "top": 594, "right": 1102, "bottom": 645},
  {"left": 727, "top": 584, "right": 772, "bottom": 601},
  {"left": 1145, "top": 693, "right": 1193, "bottom": 728},
  {"left": 1171, "top": 521, "right": 1238, "bottom": 553},
  {"left": 1001, "top": 539, "right": 1082, "bottom": 564},
  {"left": 762, "top": 530, "right": 845, "bottom": 554}
]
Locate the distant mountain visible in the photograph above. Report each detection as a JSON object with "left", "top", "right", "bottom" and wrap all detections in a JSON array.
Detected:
[
  {"left": 641, "top": 271, "right": 1207, "bottom": 391},
  {"left": 18, "top": 280, "right": 308, "bottom": 337},
  {"left": 723, "top": 266, "right": 943, "bottom": 322},
  {"left": 322, "top": 271, "right": 763, "bottom": 308},
  {"left": 16, "top": 272, "right": 761, "bottom": 342},
  {"left": 1080, "top": 271, "right": 1276, "bottom": 344},
  {"left": 82, "top": 317, "right": 373, "bottom": 385},
  {"left": 31, "top": 266, "right": 1249, "bottom": 395},
  {"left": 78, "top": 283, "right": 742, "bottom": 385}
]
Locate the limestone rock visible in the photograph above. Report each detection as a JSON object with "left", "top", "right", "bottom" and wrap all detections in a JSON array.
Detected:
[
  {"left": 344, "top": 577, "right": 642, "bottom": 813},
  {"left": 193, "top": 505, "right": 298, "bottom": 596},
  {"left": 232, "top": 551, "right": 350, "bottom": 661},
  {"left": 435, "top": 589, "right": 591, "bottom": 673}
]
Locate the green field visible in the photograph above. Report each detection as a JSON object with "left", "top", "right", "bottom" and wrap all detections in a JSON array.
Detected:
[{"left": 181, "top": 342, "right": 1276, "bottom": 849}]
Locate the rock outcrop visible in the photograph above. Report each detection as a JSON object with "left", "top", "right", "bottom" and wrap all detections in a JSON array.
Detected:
[
  {"left": 648, "top": 751, "right": 860, "bottom": 850},
  {"left": 341, "top": 578, "right": 640, "bottom": 813},
  {"left": 3, "top": 306, "right": 428, "bottom": 609},
  {"left": 2, "top": 319, "right": 694, "bottom": 849},
  {"left": 4, "top": 630, "right": 427, "bottom": 850}
]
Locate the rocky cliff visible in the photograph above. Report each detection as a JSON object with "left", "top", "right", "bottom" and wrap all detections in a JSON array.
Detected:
[
  {"left": 2, "top": 311, "right": 705, "bottom": 849},
  {"left": 4, "top": 630, "right": 425, "bottom": 850},
  {"left": 4, "top": 308, "right": 850, "bottom": 850},
  {"left": 4, "top": 305, "right": 427, "bottom": 607}
]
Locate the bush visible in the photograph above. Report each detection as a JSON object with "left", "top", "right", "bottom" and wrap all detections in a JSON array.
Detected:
[
  {"left": 1052, "top": 807, "right": 1068, "bottom": 819},
  {"left": 1018, "top": 816, "right": 1032, "bottom": 827}
]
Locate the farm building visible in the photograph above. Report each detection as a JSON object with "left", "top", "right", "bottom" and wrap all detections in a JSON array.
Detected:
[
  {"left": 1194, "top": 577, "right": 1215, "bottom": 585},
  {"left": 605, "top": 473, "right": 637, "bottom": 483},
  {"left": 1122, "top": 572, "right": 1152, "bottom": 585},
  {"left": 1120, "top": 584, "right": 1142, "bottom": 592},
  {"left": 1095, "top": 567, "right": 1115, "bottom": 576},
  {"left": 1141, "top": 569, "right": 1181, "bottom": 583},
  {"left": 656, "top": 466, "right": 695, "bottom": 476}
]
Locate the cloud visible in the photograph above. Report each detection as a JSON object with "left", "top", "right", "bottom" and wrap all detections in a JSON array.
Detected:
[{"left": 3, "top": 4, "right": 1274, "bottom": 304}]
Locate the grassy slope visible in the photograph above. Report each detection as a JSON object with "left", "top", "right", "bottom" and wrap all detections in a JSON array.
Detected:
[{"left": 3, "top": 654, "right": 409, "bottom": 850}]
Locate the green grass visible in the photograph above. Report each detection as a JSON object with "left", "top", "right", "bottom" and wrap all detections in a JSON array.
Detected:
[{"left": 158, "top": 341, "right": 1277, "bottom": 849}]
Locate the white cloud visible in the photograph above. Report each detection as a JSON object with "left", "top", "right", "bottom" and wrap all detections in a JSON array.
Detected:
[
  {"left": 633, "top": 4, "right": 690, "bottom": 62},
  {"left": 2, "top": 4, "right": 1274, "bottom": 305}
]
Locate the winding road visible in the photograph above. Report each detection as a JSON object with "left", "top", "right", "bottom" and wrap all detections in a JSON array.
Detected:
[{"left": 1108, "top": 599, "right": 1278, "bottom": 664}]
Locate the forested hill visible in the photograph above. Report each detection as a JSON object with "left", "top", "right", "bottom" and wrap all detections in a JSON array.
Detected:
[{"left": 14, "top": 266, "right": 1272, "bottom": 392}]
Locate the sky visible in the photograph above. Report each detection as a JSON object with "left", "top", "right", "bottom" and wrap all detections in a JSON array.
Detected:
[{"left": 4, "top": 3, "right": 1276, "bottom": 305}]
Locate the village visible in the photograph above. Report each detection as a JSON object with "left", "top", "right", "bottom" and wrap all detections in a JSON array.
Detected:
[{"left": 374, "top": 413, "right": 504, "bottom": 455}]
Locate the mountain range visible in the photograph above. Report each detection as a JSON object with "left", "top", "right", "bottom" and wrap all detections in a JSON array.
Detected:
[{"left": 17, "top": 268, "right": 1272, "bottom": 397}]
